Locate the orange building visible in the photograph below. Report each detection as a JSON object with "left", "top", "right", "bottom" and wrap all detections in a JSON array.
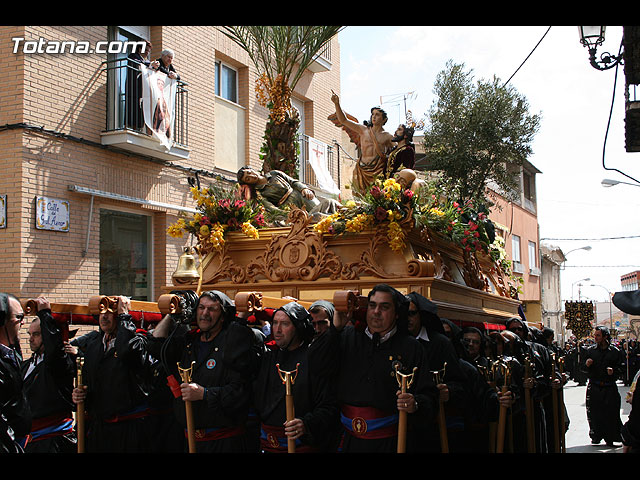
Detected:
[{"left": 488, "top": 159, "right": 542, "bottom": 324}]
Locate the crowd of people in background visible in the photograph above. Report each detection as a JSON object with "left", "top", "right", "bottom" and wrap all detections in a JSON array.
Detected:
[{"left": 1, "top": 287, "right": 639, "bottom": 454}]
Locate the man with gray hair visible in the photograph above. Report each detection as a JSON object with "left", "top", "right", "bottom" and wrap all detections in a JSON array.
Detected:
[{"left": 153, "top": 48, "right": 180, "bottom": 81}]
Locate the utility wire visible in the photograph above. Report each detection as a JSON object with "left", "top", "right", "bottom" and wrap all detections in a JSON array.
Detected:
[
  {"left": 601, "top": 39, "right": 640, "bottom": 185},
  {"left": 503, "top": 26, "right": 551, "bottom": 87},
  {"left": 541, "top": 235, "right": 640, "bottom": 241}
]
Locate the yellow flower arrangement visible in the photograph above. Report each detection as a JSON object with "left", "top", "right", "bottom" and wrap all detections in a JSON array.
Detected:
[
  {"left": 167, "top": 183, "right": 266, "bottom": 252},
  {"left": 345, "top": 213, "right": 374, "bottom": 233},
  {"left": 241, "top": 221, "right": 260, "bottom": 239},
  {"left": 387, "top": 220, "right": 406, "bottom": 253}
]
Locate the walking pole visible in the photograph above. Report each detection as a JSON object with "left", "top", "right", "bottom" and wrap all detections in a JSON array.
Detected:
[
  {"left": 495, "top": 358, "right": 511, "bottom": 454},
  {"left": 277, "top": 363, "right": 300, "bottom": 453},
  {"left": 395, "top": 364, "right": 418, "bottom": 453},
  {"left": 75, "top": 357, "right": 85, "bottom": 454},
  {"left": 486, "top": 363, "right": 498, "bottom": 453},
  {"left": 524, "top": 355, "right": 536, "bottom": 453},
  {"left": 558, "top": 356, "right": 567, "bottom": 453},
  {"left": 551, "top": 353, "right": 561, "bottom": 453},
  {"left": 177, "top": 361, "right": 197, "bottom": 453},
  {"left": 431, "top": 363, "right": 449, "bottom": 453}
]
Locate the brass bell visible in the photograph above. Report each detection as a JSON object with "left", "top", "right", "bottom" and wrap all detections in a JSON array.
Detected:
[{"left": 172, "top": 246, "right": 200, "bottom": 285}]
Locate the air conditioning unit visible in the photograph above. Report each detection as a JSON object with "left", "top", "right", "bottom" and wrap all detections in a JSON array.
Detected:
[
  {"left": 512, "top": 261, "right": 525, "bottom": 274},
  {"left": 529, "top": 266, "right": 541, "bottom": 276}
]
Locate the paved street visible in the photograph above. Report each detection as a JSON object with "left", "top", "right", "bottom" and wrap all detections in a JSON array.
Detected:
[{"left": 563, "top": 379, "right": 631, "bottom": 453}]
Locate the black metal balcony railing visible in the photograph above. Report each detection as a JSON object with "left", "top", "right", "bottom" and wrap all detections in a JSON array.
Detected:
[{"left": 103, "top": 57, "right": 189, "bottom": 147}]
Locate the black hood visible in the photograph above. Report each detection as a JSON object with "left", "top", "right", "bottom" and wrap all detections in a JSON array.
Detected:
[
  {"left": 405, "top": 292, "right": 445, "bottom": 335},
  {"left": 276, "top": 302, "right": 315, "bottom": 344},
  {"left": 199, "top": 290, "right": 236, "bottom": 325},
  {"left": 310, "top": 300, "right": 335, "bottom": 323}
]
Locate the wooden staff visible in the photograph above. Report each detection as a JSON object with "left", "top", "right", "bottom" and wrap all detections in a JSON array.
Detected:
[
  {"left": 523, "top": 355, "right": 536, "bottom": 453},
  {"left": 478, "top": 363, "right": 497, "bottom": 453},
  {"left": 277, "top": 363, "right": 300, "bottom": 453},
  {"left": 550, "top": 353, "right": 561, "bottom": 453},
  {"left": 431, "top": 362, "right": 448, "bottom": 454},
  {"left": 395, "top": 364, "right": 418, "bottom": 453},
  {"left": 485, "top": 362, "right": 498, "bottom": 453},
  {"left": 558, "top": 356, "right": 567, "bottom": 453},
  {"left": 177, "top": 361, "right": 197, "bottom": 453},
  {"left": 75, "top": 356, "right": 86, "bottom": 453},
  {"left": 495, "top": 358, "right": 511, "bottom": 453}
]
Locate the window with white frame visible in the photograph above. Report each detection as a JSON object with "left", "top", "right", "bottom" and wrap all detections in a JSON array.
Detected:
[
  {"left": 528, "top": 240, "right": 537, "bottom": 270},
  {"left": 215, "top": 61, "right": 238, "bottom": 103},
  {"left": 512, "top": 235, "right": 521, "bottom": 263}
]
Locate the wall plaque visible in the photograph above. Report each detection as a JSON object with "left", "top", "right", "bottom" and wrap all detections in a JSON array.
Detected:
[{"left": 35, "top": 196, "right": 69, "bottom": 232}]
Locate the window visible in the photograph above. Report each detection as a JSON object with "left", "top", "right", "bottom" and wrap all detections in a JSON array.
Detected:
[
  {"left": 511, "top": 235, "right": 521, "bottom": 263},
  {"left": 528, "top": 241, "right": 537, "bottom": 270},
  {"left": 106, "top": 26, "right": 148, "bottom": 132},
  {"left": 215, "top": 61, "right": 238, "bottom": 103},
  {"left": 100, "top": 209, "right": 152, "bottom": 301}
]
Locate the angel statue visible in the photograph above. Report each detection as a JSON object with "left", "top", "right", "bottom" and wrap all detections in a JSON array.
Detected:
[{"left": 329, "top": 91, "right": 395, "bottom": 193}]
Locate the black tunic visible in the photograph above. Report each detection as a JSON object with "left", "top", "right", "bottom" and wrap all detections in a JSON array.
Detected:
[
  {"left": 582, "top": 343, "right": 624, "bottom": 443},
  {"left": 252, "top": 343, "right": 339, "bottom": 452},
  {"left": 21, "top": 309, "right": 76, "bottom": 453},
  {"left": 148, "top": 321, "right": 254, "bottom": 453},
  {"left": 72, "top": 314, "right": 151, "bottom": 453},
  {"left": 0, "top": 344, "right": 31, "bottom": 452},
  {"left": 326, "top": 324, "right": 438, "bottom": 453}
]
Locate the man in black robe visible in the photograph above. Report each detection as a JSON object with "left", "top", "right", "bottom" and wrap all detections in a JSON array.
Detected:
[
  {"left": 405, "top": 292, "right": 467, "bottom": 452},
  {"left": 0, "top": 292, "right": 31, "bottom": 452},
  {"left": 457, "top": 326, "right": 515, "bottom": 452},
  {"left": 148, "top": 290, "right": 255, "bottom": 453},
  {"left": 324, "top": 284, "right": 438, "bottom": 452},
  {"left": 506, "top": 317, "right": 552, "bottom": 453},
  {"left": 581, "top": 325, "right": 623, "bottom": 446},
  {"left": 252, "top": 302, "right": 339, "bottom": 452},
  {"left": 71, "top": 296, "right": 151, "bottom": 453},
  {"left": 21, "top": 297, "right": 76, "bottom": 452}
]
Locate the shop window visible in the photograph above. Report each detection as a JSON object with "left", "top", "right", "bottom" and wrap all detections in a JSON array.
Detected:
[{"left": 99, "top": 209, "right": 151, "bottom": 301}]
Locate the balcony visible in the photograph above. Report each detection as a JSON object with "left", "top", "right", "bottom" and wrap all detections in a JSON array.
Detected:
[
  {"left": 100, "top": 57, "right": 190, "bottom": 161},
  {"left": 298, "top": 134, "right": 341, "bottom": 197},
  {"left": 307, "top": 41, "right": 333, "bottom": 73}
]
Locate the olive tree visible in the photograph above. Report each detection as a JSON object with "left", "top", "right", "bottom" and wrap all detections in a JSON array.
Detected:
[{"left": 422, "top": 60, "right": 541, "bottom": 208}]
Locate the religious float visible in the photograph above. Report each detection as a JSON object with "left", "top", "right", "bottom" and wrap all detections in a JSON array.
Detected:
[{"left": 163, "top": 174, "right": 523, "bottom": 331}]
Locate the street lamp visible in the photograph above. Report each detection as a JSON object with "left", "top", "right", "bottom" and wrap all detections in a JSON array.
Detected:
[
  {"left": 590, "top": 283, "right": 613, "bottom": 331},
  {"left": 561, "top": 245, "right": 591, "bottom": 270},
  {"left": 572, "top": 277, "right": 591, "bottom": 300},
  {"left": 602, "top": 178, "right": 640, "bottom": 188},
  {"left": 578, "top": 26, "right": 623, "bottom": 71}
]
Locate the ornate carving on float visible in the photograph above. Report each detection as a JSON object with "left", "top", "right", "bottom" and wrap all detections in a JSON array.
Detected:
[
  {"left": 198, "top": 243, "right": 248, "bottom": 285},
  {"left": 418, "top": 227, "right": 453, "bottom": 282},
  {"left": 341, "top": 229, "right": 402, "bottom": 280},
  {"left": 246, "top": 209, "right": 343, "bottom": 282}
]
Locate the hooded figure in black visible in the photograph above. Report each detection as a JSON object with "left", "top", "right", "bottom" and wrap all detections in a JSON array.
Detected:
[
  {"left": 505, "top": 317, "right": 552, "bottom": 453},
  {"left": 581, "top": 325, "right": 623, "bottom": 446},
  {"left": 252, "top": 301, "right": 339, "bottom": 452},
  {"left": 148, "top": 290, "right": 255, "bottom": 453},
  {"left": 405, "top": 292, "right": 466, "bottom": 452},
  {"left": 321, "top": 284, "right": 438, "bottom": 453}
]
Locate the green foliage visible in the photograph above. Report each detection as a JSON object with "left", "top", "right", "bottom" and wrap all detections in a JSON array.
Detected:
[{"left": 422, "top": 60, "right": 541, "bottom": 208}]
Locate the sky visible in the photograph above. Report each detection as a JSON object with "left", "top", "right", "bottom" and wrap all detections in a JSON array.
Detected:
[{"left": 337, "top": 25, "right": 640, "bottom": 305}]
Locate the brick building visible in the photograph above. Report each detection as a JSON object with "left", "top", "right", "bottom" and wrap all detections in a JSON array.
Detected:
[{"left": 0, "top": 25, "right": 345, "bottom": 348}]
